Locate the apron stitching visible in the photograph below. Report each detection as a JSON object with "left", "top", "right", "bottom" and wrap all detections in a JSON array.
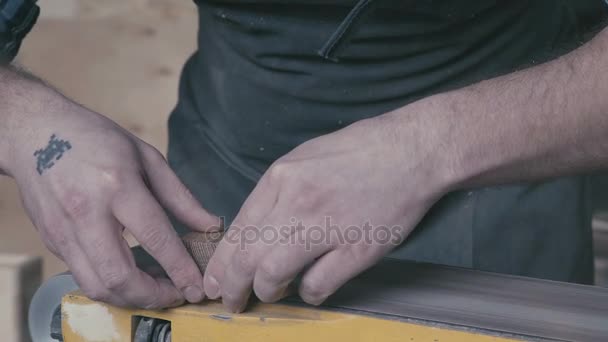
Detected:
[{"left": 317, "top": 0, "right": 374, "bottom": 61}]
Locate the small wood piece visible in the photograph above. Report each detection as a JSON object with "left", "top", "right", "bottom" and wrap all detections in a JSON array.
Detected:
[{"left": 181, "top": 232, "right": 223, "bottom": 274}]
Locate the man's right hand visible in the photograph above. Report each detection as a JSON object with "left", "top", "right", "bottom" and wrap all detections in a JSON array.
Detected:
[{"left": 1, "top": 70, "right": 219, "bottom": 309}]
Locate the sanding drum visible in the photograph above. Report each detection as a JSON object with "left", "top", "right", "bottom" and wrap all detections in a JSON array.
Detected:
[{"left": 181, "top": 231, "right": 223, "bottom": 274}]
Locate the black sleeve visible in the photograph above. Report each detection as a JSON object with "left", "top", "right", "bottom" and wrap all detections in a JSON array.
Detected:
[{"left": 0, "top": 0, "right": 39, "bottom": 64}]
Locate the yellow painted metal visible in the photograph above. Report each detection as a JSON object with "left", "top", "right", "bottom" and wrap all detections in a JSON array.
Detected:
[{"left": 62, "top": 291, "right": 520, "bottom": 342}]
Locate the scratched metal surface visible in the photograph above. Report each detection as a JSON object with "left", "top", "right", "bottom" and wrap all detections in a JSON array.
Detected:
[{"left": 286, "top": 260, "right": 608, "bottom": 342}]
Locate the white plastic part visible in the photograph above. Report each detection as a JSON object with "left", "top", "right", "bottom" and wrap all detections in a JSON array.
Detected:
[{"left": 29, "top": 273, "right": 78, "bottom": 342}]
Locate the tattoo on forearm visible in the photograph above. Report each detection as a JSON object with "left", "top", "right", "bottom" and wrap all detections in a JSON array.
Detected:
[{"left": 34, "top": 134, "right": 72, "bottom": 175}]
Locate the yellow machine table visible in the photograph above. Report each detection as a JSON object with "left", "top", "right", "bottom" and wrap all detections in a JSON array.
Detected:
[{"left": 58, "top": 260, "right": 608, "bottom": 342}]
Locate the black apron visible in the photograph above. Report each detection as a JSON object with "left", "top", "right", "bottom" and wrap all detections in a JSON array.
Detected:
[{"left": 168, "top": 0, "right": 608, "bottom": 284}]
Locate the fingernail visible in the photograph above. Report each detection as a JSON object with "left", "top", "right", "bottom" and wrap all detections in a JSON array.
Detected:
[
  {"left": 206, "top": 276, "right": 219, "bottom": 299},
  {"left": 182, "top": 285, "right": 204, "bottom": 303}
]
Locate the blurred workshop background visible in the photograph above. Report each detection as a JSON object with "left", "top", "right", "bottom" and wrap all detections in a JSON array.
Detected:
[{"left": 1, "top": 0, "right": 608, "bottom": 338}]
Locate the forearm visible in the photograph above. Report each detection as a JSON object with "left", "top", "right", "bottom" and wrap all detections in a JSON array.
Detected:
[
  {"left": 394, "top": 27, "right": 608, "bottom": 190},
  {"left": 0, "top": 66, "right": 63, "bottom": 176}
]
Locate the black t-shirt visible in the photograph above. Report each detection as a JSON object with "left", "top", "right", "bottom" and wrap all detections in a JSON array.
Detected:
[
  {"left": 0, "top": 0, "right": 39, "bottom": 64},
  {"left": 168, "top": 0, "right": 607, "bottom": 283}
]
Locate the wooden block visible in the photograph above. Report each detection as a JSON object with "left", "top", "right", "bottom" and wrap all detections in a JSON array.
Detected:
[{"left": 0, "top": 254, "right": 42, "bottom": 342}]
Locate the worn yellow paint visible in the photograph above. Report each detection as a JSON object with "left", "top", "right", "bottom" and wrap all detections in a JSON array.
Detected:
[{"left": 62, "top": 291, "right": 520, "bottom": 342}]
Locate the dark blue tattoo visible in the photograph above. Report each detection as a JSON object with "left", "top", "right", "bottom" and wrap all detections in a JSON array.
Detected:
[{"left": 34, "top": 134, "right": 72, "bottom": 175}]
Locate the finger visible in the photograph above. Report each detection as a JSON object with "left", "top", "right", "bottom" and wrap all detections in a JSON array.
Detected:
[
  {"left": 204, "top": 176, "right": 277, "bottom": 300},
  {"left": 118, "top": 235, "right": 168, "bottom": 278},
  {"left": 298, "top": 248, "right": 381, "bottom": 306},
  {"left": 75, "top": 215, "right": 184, "bottom": 308},
  {"left": 253, "top": 230, "right": 331, "bottom": 303},
  {"left": 140, "top": 147, "right": 220, "bottom": 232},
  {"left": 116, "top": 235, "right": 185, "bottom": 309},
  {"left": 61, "top": 240, "right": 129, "bottom": 307},
  {"left": 203, "top": 226, "right": 241, "bottom": 299},
  {"left": 219, "top": 237, "right": 268, "bottom": 313},
  {"left": 113, "top": 269, "right": 185, "bottom": 309},
  {"left": 112, "top": 178, "right": 205, "bottom": 304},
  {"left": 220, "top": 204, "right": 304, "bottom": 311}
]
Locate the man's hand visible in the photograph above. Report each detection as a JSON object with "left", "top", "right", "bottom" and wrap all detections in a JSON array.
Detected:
[
  {"left": 206, "top": 26, "right": 608, "bottom": 312},
  {"left": 201, "top": 29, "right": 608, "bottom": 313},
  {"left": 203, "top": 112, "right": 453, "bottom": 312},
  {"left": 1, "top": 71, "right": 220, "bottom": 309}
]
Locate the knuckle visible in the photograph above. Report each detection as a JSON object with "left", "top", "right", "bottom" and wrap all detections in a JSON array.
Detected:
[
  {"left": 104, "top": 131, "right": 140, "bottom": 158},
  {"left": 291, "top": 190, "right": 319, "bottom": 210},
  {"left": 140, "top": 226, "right": 171, "bottom": 253},
  {"left": 138, "top": 283, "right": 166, "bottom": 309},
  {"left": 45, "top": 225, "right": 70, "bottom": 251},
  {"left": 258, "top": 261, "right": 284, "bottom": 285},
  {"left": 170, "top": 178, "right": 195, "bottom": 203},
  {"left": 86, "top": 234, "right": 107, "bottom": 255},
  {"left": 233, "top": 252, "right": 257, "bottom": 275},
  {"left": 141, "top": 143, "right": 167, "bottom": 163},
  {"left": 267, "top": 162, "right": 290, "bottom": 184},
  {"left": 280, "top": 174, "right": 323, "bottom": 210},
  {"left": 59, "top": 191, "right": 91, "bottom": 219},
  {"left": 291, "top": 184, "right": 324, "bottom": 211},
  {"left": 40, "top": 238, "right": 59, "bottom": 257},
  {"left": 165, "top": 262, "right": 197, "bottom": 287},
  {"left": 99, "top": 269, "right": 130, "bottom": 291},
  {"left": 347, "top": 244, "right": 376, "bottom": 263}
]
